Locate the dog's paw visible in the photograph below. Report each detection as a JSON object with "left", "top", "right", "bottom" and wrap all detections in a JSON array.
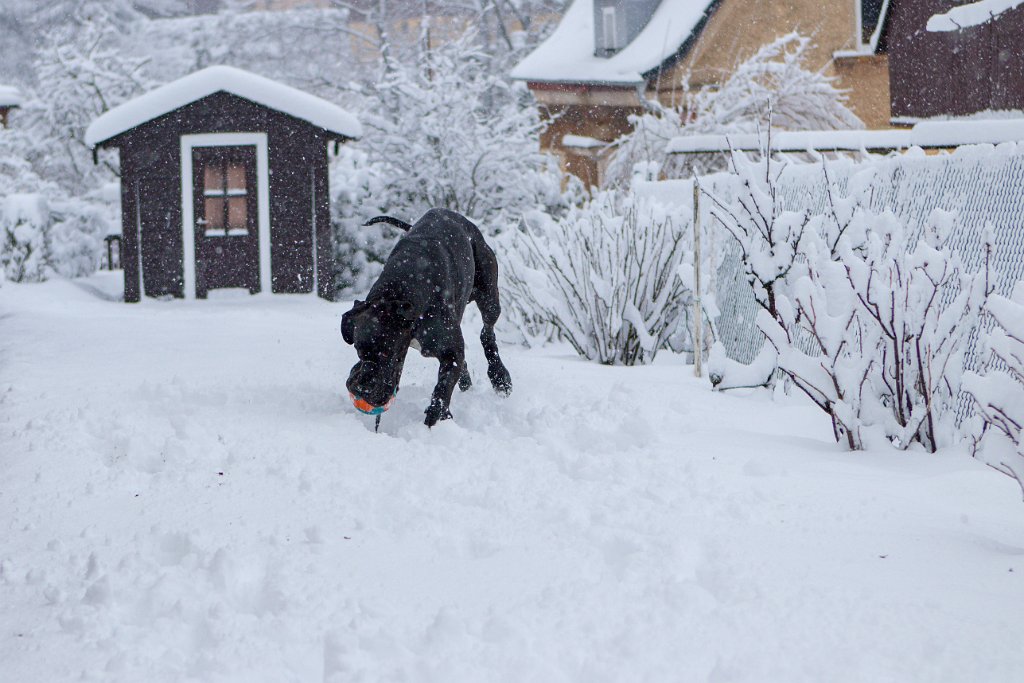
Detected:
[
  {"left": 458, "top": 368, "right": 473, "bottom": 392},
  {"left": 424, "top": 403, "right": 454, "bottom": 428},
  {"left": 488, "top": 364, "right": 512, "bottom": 397}
]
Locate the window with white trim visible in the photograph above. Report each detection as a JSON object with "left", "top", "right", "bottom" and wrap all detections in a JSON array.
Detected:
[{"left": 202, "top": 159, "right": 250, "bottom": 237}]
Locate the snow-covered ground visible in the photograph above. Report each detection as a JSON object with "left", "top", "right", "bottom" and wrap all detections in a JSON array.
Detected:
[{"left": 2, "top": 276, "right": 1023, "bottom": 682}]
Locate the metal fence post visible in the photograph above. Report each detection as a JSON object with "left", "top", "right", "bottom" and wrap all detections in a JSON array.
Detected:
[{"left": 693, "top": 178, "right": 703, "bottom": 378}]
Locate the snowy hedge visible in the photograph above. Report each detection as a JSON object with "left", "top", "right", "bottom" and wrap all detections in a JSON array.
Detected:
[
  {"left": 0, "top": 191, "right": 106, "bottom": 284},
  {"left": 705, "top": 151, "right": 992, "bottom": 451},
  {"left": 964, "top": 285, "right": 1024, "bottom": 498},
  {"left": 1, "top": 194, "right": 50, "bottom": 283},
  {"left": 500, "top": 193, "right": 689, "bottom": 365}
]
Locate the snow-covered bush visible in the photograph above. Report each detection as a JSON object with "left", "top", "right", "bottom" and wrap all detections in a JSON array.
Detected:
[
  {"left": 708, "top": 153, "right": 991, "bottom": 450},
  {"left": 764, "top": 207, "right": 988, "bottom": 450},
  {"left": 964, "top": 284, "right": 1024, "bottom": 497},
  {"left": 606, "top": 33, "right": 864, "bottom": 187},
  {"left": 329, "top": 147, "right": 396, "bottom": 296},
  {"left": 1, "top": 194, "right": 50, "bottom": 283},
  {"left": 1, "top": 127, "right": 106, "bottom": 281},
  {"left": 360, "top": 32, "right": 569, "bottom": 232},
  {"left": 500, "top": 192, "right": 689, "bottom": 365},
  {"left": 0, "top": 130, "right": 46, "bottom": 195},
  {"left": 332, "top": 31, "right": 573, "bottom": 296},
  {"left": 704, "top": 148, "right": 812, "bottom": 325},
  {"left": 47, "top": 195, "right": 107, "bottom": 278}
]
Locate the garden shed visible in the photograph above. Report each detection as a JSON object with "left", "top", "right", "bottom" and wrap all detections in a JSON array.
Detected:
[
  {"left": 0, "top": 84, "right": 22, "bottom": 127},
  {"left": 85, "top": 65, "right": 362, "bottom": 301}
]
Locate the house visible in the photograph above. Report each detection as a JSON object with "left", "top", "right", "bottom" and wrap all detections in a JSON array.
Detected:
[
  {"left": 883, "top": 0, "right": 1024, "bottom": 121},
  {"left": 511, "top": 0, "right": 893, "bottom": 185},
  {"left": 0, "top": 84, "right": 22, "bottom": 128},
  {"left": 514, "top": 0, "right": 1024, "bottom": 185},
  {"left": 85, "top": 66, "right": 361, "bottom": 302}
]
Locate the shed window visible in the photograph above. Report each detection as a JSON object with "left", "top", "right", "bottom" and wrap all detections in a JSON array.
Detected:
[
  {"left": 203, "top": 160, "right": 249, "bottom": 236},
  {"left": 602, "top": 7, "right": 619, "bottom": 51}
]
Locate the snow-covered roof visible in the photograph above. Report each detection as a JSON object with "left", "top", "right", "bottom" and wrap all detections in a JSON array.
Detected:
[
  {"left": 85, "top": 65, "right": 362, "bottom": 147},
  {"left": 0, "top": 84, "right": 23, "bottom": 108},
  {"left": 927, "top": 0, "right": 1023, "bottom": 32},
  {"left": 666, "top": 119, "right": 1024, "bottom": 154},
  {"left": 562, "top": 134, "right": 607, "bottom": 149},
  {"left": 510, "top": 0, "right": 717, "bottom": 85}
]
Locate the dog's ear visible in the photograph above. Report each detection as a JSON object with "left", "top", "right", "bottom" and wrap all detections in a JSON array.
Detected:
[
  {"left": 382, "top": 300, "right": 417, "bottom": 323},
  {"left": 340, "top": 300, "right": 365, "bottom": 345}
]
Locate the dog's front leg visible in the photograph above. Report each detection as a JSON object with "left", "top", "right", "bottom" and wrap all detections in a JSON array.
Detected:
[{"left": 425, "top": 347, "right": 464, "bottom": 427}]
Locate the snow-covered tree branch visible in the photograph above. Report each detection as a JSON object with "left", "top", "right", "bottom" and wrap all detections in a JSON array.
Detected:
[
  {"left": 332, "top": 30, "right": 573, "bottom": 296},
  {"left": 606, "top": 33, "right": 863, "bottom": 187}
]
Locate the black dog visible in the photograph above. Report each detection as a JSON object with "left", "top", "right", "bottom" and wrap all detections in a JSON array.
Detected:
[{"left": 341, "top": 208, "right": 512, "bottom": 427}]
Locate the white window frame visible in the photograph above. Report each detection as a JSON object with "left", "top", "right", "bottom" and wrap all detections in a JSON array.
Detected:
[
  {"left": 602, "top": 6, "right": 619, "bottom": 51},
  {"left": 179, "top": 132, "right": 271, "bottom": 299}
]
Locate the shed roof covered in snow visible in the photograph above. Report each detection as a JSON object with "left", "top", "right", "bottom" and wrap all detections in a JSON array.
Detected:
[
  {"left": 85, "top": 65, "right": 362, "bottom": 147},
  {"left": 0, "top": 84, "right": 23, "bottom": 108},
  {"left": 510, "top": 0, "right": 718, "bottom": 85}
]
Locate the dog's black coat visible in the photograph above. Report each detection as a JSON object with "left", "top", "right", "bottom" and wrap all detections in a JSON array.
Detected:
[{"left": 342, "top": 208, "right": 512, "bottom": 426}]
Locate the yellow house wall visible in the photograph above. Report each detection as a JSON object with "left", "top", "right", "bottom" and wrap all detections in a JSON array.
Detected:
[
  {"left": 659, "top": 0, "right": 858, "bottom": 91},
  {"left": 648, "top": 0, "right": 891, "bottom": 126},
  {"left": 831, "top": 54, "right": 891, "bottom": 129}
]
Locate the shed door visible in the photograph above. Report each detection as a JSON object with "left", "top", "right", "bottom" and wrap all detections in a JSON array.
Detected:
[{"left": 192, "top": 146, "right": 259, "bottom": 297}]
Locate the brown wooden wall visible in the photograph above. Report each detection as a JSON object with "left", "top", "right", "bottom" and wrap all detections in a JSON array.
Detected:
[
  {"left": 109, "top": 92, "right": 334, "bottom": 301},
  {"left": 887, "top": 0, "right": 1024, "bottom": 119}
]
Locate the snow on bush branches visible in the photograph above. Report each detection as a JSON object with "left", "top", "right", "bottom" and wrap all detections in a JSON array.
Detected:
[
  {"left": 500, "top": 193, "right": 689, "bottom": 365},
  {"left": 359, "top": 33, "right": 567, "bottom": 229},
  {"left": 1, "top": 195, "right": 49, "bottom": 283},
  {"left": 964, "top": 285, "right": 1024, "bottom": 497},
  {"left": 707, "top": 151, "right": 991, "bottom": 451},
  {"left": 331, "top": 32, "right": 572, "bottom": 296}
]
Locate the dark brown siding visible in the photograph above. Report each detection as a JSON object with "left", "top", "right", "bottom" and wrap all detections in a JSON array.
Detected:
[
  {"left": 888, "top": 0, "right": 1024, "bottom": 119},
  {"left": 107, "top": 91, "right": 337, "bottom": 299},
  {"left": 313, "top": 143, "right": 334, "bottom": 299},
  {"left": 120, "top": 156, "right": 141, "bottom": 303}
]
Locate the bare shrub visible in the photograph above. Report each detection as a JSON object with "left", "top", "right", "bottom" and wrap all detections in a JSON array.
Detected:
[
  {"left": 500, "top": 193, "right": 689, "bottom": 365},
  {"left": 964, "top": 284, "right": 1024, "bottom": 497}
]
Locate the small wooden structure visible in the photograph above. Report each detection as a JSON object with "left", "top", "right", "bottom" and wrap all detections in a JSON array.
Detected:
[
  {"left": 86, "top": 66, "right": 361, "bottom": 302},
  {"left": 0, "top": 84, "right": 22, "bottom": 128}
]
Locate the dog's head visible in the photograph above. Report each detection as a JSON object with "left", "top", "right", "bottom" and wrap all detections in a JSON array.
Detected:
[{"left": 341, "top": 299, "right": 416, "bottom": 407}]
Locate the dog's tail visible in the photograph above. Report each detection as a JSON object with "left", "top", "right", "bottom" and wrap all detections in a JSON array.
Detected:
[{"left": 363, "top": 215, "right": 412, "bottom": 232}]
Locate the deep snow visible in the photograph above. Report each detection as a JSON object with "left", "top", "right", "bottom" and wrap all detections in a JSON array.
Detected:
[{"left": 2, "top": 276, "right": 1023, "bottom": 682}]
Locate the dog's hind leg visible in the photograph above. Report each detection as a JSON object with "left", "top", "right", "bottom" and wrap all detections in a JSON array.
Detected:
[
  {"left": 480, "top": 324, "right": 512, "bottom": 396},
  {"left": 471, "top": 251, "right": 513, "bottom": 397},
  {"left": 473, "top": 280, "right": 512, "bottom": 397}
]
